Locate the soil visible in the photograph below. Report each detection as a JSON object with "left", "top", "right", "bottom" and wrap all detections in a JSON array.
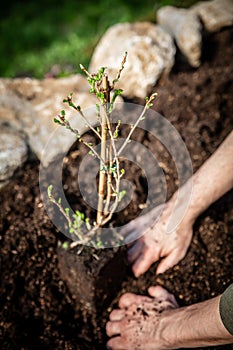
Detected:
[{"left": 1, "top": 27, "right": 233, "bottom": 350}]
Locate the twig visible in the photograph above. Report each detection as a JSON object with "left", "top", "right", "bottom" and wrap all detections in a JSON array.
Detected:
[
  {"left": 66, "top": 95, "right": 102, "bottom": 140},
  {"left": 96, "top": 75, "right": 111, "bottom": 225},
  {"left": 113, "top": 51, "right": 128, "bottom": 87},
  {"left": 116, "top": 93, "right": 157, "bottom": 159}
]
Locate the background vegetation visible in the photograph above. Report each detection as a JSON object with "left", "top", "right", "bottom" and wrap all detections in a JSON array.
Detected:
[{"left": 1, "top": 0, "right": 200, "bottom": 78}]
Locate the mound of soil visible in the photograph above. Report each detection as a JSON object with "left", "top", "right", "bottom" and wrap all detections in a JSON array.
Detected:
[{"left": 0, "top": 28, "right": 233, "bottom": 349}]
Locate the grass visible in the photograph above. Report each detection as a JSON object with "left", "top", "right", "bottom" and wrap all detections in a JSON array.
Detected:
[{"left": 0, "top": 0, "right": 199, "bottom": 78}]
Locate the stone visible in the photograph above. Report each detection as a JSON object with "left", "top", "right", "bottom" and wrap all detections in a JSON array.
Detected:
[
  {"left": 191, "top": 0, "right": 233, "bottom": 32},
  {"left": 89, "top": 22, "right": 176, "bottom": 99},
  {"left": 0, "top": 127, "right": 28, "bottom": 189},
  {"left": 157, "top": 6, "right": 202, "bottom": 67},
  {"left": 0, "top": 75, "right": 122, "bottom": 166}
]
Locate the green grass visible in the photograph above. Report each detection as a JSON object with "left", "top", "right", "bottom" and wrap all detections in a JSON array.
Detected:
[{"left": 0, "top": 0, "right": 199, "bottom": 78}]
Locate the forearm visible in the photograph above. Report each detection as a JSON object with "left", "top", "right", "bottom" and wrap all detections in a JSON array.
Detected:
[
  {"left": 162, "top": 296, "right": 233, "bottom": 349},
  {"left": 172, "top": 131, "right": 233, "bottom": 223}
]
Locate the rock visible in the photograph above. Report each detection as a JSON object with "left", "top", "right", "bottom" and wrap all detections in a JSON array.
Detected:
[
  {"left": 0, "top": 127, "right": 28, "bottom": 189},
  {"left": 0, "top": 75, "right": 120, "bottom": 166},
  {"left": 157, "top": 6, "right": 202, "bottom": 67},
  {"left": 89, "top": 22, "right": 176, "bottom": 99},
  {"left": 191, "top": 0, "right": 233, "bottom": 32}
]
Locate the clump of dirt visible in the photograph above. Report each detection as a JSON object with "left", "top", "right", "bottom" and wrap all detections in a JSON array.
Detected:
[{"left": 0, "top": 28, "right": 233, "bottom": 350}]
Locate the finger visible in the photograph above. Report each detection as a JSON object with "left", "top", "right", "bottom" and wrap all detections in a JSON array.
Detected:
[
  {"left": 118, "top": 292, "right": 151, "bottom": 309},
  {"left": 132, "top": 247, "right": 159, "bottom": 277},
  {"left": 148, "top": 285, "right": 178, "bottom": 307},
  {"left": 155, "top": 250, "right": 181, "bottom": 275},
  {"left": 127, "top": 240, "right": 144, "bottom": 263},
  {"left": 148, "top": 285, "right": 172, "bottom": 299},
  {"left": 106, "top": 321, "right": 121, "bottom": 337},
  {"left": 107, "top": 336, "right": 126, "bottom": 350},
  {"left": 118, "top": 293, "right": 140, "bottom": 308},
  {"left": 109, "top": 309, "right": 125, "bottom": 321}
]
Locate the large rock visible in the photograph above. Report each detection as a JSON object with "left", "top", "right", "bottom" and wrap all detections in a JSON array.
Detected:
[
  {"left": 0, "top": 127, "right": 28, "bottom": 189},
  {"left": 0, "top": 75, "right": 105, "bottom": 166},
  {"left": 157, "top": 6, "right": 202, "bottom": 67},
  {"left": 89, "top": 22, "right": 176, "bottom": 99},
  {"left": 191, "top": 0, "right": 233, "bottom": 32}
]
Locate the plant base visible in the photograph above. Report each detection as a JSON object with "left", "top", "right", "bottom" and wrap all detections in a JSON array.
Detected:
[{"left": 57, "top": 244, "right": 129, "bottom": 342}]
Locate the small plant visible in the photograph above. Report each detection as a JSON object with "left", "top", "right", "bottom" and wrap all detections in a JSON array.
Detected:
[{"left": 48, "top": 53, "right": 157, "bottom": 247}]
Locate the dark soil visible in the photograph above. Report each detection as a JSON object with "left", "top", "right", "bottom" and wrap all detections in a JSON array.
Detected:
[{"left": 0, "top": 28, "right": 233, "bottom": 350}]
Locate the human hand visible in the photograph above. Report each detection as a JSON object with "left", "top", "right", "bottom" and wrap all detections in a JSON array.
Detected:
[
  {"left": 106, "top": 285, "right": 178, "bottom": 350},
  {"left": 121, "top": 200, "right": 194, "bottom": 277}
]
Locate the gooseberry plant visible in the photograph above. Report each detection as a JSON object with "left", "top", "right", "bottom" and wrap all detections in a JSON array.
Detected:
[{"left": 48, "top": 53, "right": 157, "bottom": 247}]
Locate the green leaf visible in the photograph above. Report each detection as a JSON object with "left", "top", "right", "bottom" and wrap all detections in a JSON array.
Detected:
[
  {"left": 96, "top": 92, "right": 105, "bottom": 100},
  {"left": 69, "top": 227, "right": 74, "bottom": 234},
  {"left": 115, "top": 89, "right": 123, "bottom": 95},
  {"left": 96, "top": 240, "right": 103, "bottom": 248},
  {"left": 119, "top": 190, "right": 126, "bottom": 202},
  {"left": 47, "top": 184, "right": 53, "bottom": 198},
  {"left": 96, "top": 103, "right": 100, "bottom": 112},
  {"left": 98, "top": 67, "right": 105, "bottom": 75},
  {"left": 108, "top": 103, "right": 114, "bottom": 114},
  {"left": 54, "top": 117, "right": 61, "bottom": 124},
  {"left": 68, "top": 101, "right": 75, "bottom": 108},
  {"left": 61, "top": 110, "right": 66, "bottom": 116},
  {"left": 85, "top": 218, "right": 91, "bottom": 231},
  {"left": 62, "top": 241, "right": 69, "bottom": 249}
]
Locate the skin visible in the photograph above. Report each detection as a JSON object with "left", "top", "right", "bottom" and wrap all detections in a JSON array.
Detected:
[
  {"left": 106, "top": 131, "right": 233, "bottom": 349},
  {"left": 106, "top": 286, "right": 233, "bottom": 349},
  {"left": 121, "top": 131, "right": 233, "bottom": 277}
]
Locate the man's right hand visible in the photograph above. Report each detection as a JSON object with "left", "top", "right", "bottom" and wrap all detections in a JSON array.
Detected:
[{"left": 121, "top": 200, "right": 194, "bottom": 277}]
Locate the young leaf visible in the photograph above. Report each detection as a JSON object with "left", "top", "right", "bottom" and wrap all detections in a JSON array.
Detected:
[
  {"left": 85, "top": 218, "right": 91, "bottom": 231},
  {"left": 54, "top": 118, "right": 61, "bottom": 124},
  {"left": 62, "top": 241, "right": 69, "bottom": 249},
  {"left": 47, "top": 185, "right": 53, "bottom": 198},
  {"left": 119, "top": 190, "right": 126, "bottom": 202}
]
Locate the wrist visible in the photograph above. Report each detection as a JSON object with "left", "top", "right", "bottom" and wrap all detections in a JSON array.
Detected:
[
  {"left": 159, "top": 296, "right": 233, "bottom": 349},
  {"left": 166, "top": 189, "right": 197, "bottom": 230},
  {"left": 168, "top": 177, "right": 202, "bottom": 227}
]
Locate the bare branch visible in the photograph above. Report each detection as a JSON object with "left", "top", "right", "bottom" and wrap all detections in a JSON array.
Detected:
[
  {"left": 113, "top": 51, "right": 128, "bottom": 87},
  {"left": 116, "top": 92, "right": 157, "bottom": 159}
]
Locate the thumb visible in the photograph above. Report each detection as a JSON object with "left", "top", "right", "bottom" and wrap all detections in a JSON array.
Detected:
[
  {"left": 156, "top": 250, "right": 181, "bottom": 275},
  {"left": 148, "top": 285, "right": 172, "bottom": 299},
  {"left": 148, "top": 285, "right": 179, "bottom": 308}
]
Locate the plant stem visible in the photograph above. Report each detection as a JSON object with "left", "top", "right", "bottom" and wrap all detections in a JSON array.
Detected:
[
  {"left": 96, "top": 74, "right": 111, "bottom": 225},
  {"left": 104, "top": 133, "right": 113, "bottom": 215}
]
